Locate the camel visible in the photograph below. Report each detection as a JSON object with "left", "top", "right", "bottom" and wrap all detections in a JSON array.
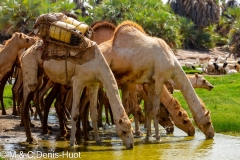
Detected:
[
  {"left": 91, "top": 21, "right": 195, "bottom": 136},
  {"left": 0, "top": 33, "right": 36, "bottom": 115},
  {"left": 91, "top": 21, "right": 116, "bottom": 44},
  {"left": 168, "top": 73, "right": 214, "bottom": 92},
  {"left": 0, "top": 32, "right": 36, "bottom": 82},
  {"left": 21, "top": 38, "right": 134, "bottom": 149},
  {"left": 98, "top": 21, "right": 214, "bottom": 140}
]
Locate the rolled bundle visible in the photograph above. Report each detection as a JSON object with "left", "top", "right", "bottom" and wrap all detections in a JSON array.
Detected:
[{"left": 61, "top": 16, "right": 89, "bottom": 34}]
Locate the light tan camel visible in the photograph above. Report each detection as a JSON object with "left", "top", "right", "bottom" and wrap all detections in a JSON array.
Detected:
[
  {"left": 21, "top": 39, "right": 134, "bottom": 149},
  {"left": 91, "top": 21, "right": 116, "bottom": 45},
  {"left": 168, "top": 73, "right": 214, "bottom": 91},
  {"left": 98, "top": 21, "right": 214, "bottom": 140},
  {"left": 0, "top": 32, "right": 36, "bottom": 82},
  {"left": 91, "top": 21, "right": 195, "bottom": 136}
]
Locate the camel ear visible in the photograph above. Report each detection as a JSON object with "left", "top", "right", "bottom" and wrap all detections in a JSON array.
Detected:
[
  {"left": 195, "top": 73, "right": 198, "bottom": 78},
  {"left": 178, "top": 110, "right": 182, "bottom": 116},
  {"left": 205, "top": 110, "right": 210, "bottom": 116},
  {"left": 119, "top": 118, "right": 123, "bottom": 124}
]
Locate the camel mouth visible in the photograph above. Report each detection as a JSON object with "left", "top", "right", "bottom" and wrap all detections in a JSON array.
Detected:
[
  {"left": 126, "top": 143, "right": 134, "bottom": 149},
  {"left": 208, "top": 86, "right": 214, "bottom": 91},
  {"left": 205, "top": 132, "right": 214, "bottom": 139}
]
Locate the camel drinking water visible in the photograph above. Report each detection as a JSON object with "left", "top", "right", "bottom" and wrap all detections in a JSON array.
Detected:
[
  {"left": 21, "top": 39, "right": 134, "bottom": 149},
  {"left": 98, "top": 21, "right": 214, "bottom": 140},
  {"left": 91, "top": 21, "right": 196, "bottom": 136}
]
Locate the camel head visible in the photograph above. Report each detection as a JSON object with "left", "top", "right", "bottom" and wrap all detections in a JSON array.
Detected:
[
  {"left": 158, "top": 117, "right": 174, "bottom": 134},
  {"left": 192, "top": 73, "right": 214, "bottom": 91},
  {"left": 14, "top": 32, "right": 36, "bottom": 48},
  {"left": 173, "top": 104, "right": 195, "bottom": 136},
  {"left": 158, "top": 104, "right": 174, "bottom": 134},
  {"left": 194, "top": 104, "right": 214, "bottom": 139},
  {"left": 115, "top": 116, "right": 134, "bottom": 149}
]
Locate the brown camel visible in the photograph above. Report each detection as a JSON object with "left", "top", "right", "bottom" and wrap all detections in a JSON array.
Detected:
[
  {"left": 0, "top": 33, "right": 35, "bottom": 115},
  {"left": 21, "top": 39, "right": 134, "bottom": 149},
  {"left": 98, "top": 21, "right": 214, "bottom": 140},
  {"left": 0, "top": 32, "right": 36, "bottom": 82}
]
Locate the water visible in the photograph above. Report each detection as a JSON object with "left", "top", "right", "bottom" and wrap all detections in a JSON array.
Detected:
[{"left": 1, "top": 113, "right": 240, "bottom": 160}]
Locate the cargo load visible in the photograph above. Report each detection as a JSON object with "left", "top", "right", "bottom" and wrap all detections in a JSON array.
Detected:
[{"left": 33, "top": 12, "right": 93, "bottom": 49}]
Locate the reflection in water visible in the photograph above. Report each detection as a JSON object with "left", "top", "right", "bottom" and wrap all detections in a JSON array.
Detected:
[{"left": 1, "top": 114, "right": 240, "bottom": 160}]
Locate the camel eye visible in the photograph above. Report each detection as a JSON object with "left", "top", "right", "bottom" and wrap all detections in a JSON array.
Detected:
[
  {"left": 206, "top": 122, "right": 211, "bottom": 126},
  {"left": 26, "top": 38, "right": 29, "bottom": 42},
  {"left": 122, "top": 131, "right": 127, "bottom": 135}
]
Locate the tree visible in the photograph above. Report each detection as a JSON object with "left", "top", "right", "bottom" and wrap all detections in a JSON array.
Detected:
[
  {"left": 0, "top": 0, "right": 76, "bottom": 35},
  {"left": 169, "top": 0, "right": 220, "bottom": 28}
]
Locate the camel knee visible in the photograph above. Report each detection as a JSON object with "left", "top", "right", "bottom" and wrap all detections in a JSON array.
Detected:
[
  {"left": 72, "top": 113, "right": 79, "bottom": 121},
  {"left": 28, "top": 83, "right": 37, "bottom": 91},
  {"left": 90, "top": 112, "right": 98, "bottom": 122}
]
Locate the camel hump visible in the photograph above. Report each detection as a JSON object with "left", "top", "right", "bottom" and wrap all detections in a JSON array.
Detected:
[
  {"left": 114, "top": 20, "right": 147, "bottom": 36},
  {"left": 91, "top": 20, "right": 116, "bottom": 31}
]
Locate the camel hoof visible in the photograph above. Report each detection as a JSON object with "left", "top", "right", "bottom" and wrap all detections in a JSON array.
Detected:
[
  {"left": 70, "top": 141, "right": 77, "bottom": 146},
  {"left": 27, "top": 137, "right": 38, "bottom": 145},
  {"left": 155, "top": 135, "right": 161, "bottom": 141},
  {"left": 47, "top": 125, "right": 52, "bottom": 130},
  {"left": 134, "top": 131, "right": 141, "bottom": 136},
  {"left": 12, "top": 111, "right": 18, "bottom": 116},
  {"left": 2, "top": 111, "right": 7, "bottom": 115},
  {"left": 96, "top": 139, "right": 102, "bottom": 145},
  {"left": 42, "top": 129, "right": 52, "bottom": 135},
  {"left": 84, "top": 136, "right": 90, "bottom": 141},
  {"left": 30, "top": 123, "right": 35, "bottom": 127},
  {"left": 87, "top": 126, "right": 93, "bottom": 131}
]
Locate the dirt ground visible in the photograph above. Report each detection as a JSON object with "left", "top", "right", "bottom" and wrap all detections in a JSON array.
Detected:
[{"left": 0, "top": 47, "right": 232, "bottom": 147}]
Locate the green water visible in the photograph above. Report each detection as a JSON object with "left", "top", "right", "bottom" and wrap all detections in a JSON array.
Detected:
[
  {"left": 1, "top": 112, "right": 240, "bottom": 160},
  {"left": 1, "top": 127, "right": 240, "bottom": 160}
]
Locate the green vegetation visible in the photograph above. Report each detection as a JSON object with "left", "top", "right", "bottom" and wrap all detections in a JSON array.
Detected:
[
  {"left": 2, "top": 84, "right": 13, "bottom": 110},
  {"left": 173, "top": 73, "right": 240, "bottom": 133}
]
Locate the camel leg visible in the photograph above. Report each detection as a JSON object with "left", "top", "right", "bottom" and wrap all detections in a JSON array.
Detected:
[
  {"left": 0, "top": 78, "right": 7, "bottom": 115},
  {"left": 129, "top": 84, "right": 141, "bottom": 136},
  {"left": 109, "top": 106, "right": 114, "bottom": 125},
  {"left": 152, "top": 79, "right": 164, "bottom": 141},
  {"left": 55, "top": 98, "right": 67, "bottom": 137},
  {"left": 82, "top": 103, "right": 90, "bottom": 141},
  {"left": 42, "top": 83, "right": 60, "bottom": 134},
  {"left": 22, "top": 88, "right": 36, "bottom": 143},
  {"left": 70, "top": 81, "right": 84, "bottom": 146},
  {"left": 105, "top": 104, "right": 110, "bottom": 125},
  {"left": 39, "top": 79, "right": 54, "bottom": 111},
  {"left": 89, "top": 85, "right": 101, "bottom": 144},
  {"left": 121, "top": 85, "right": 130, "bottom": 114},
  {"left": 146, "top": 83, "right": 154, "bottom": 138},
  {"left": 97, "top": 88, "right": 104, "bottom": 127},
  {"left": 33, "top": 91, "right": 43, "bottom": 122}
]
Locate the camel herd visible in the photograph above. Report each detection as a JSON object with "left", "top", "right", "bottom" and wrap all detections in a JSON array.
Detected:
[{"left": 0, "top": 14, "right": 216, "bottom": 149}]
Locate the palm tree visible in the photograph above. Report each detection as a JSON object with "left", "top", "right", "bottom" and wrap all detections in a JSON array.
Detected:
[{"left": 169, "top": 0, "right": 220, "bottom": 28}]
